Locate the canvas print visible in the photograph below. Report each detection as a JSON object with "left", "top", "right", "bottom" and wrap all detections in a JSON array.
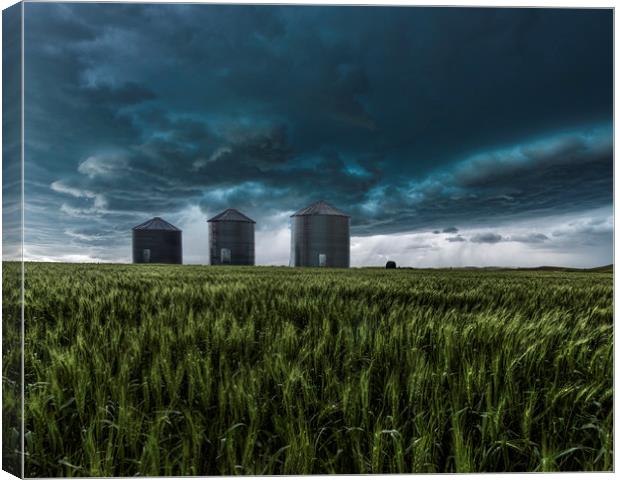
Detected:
[{"left": 2, "top": 2, "right": 613, "bottom": 477}]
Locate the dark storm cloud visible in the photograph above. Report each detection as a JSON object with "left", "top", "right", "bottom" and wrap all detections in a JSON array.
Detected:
[
  {"left": 80, "top": 82, "right": 156, "bottom": 108},
  {"left": 350, "top": 127, "right": 612, "bottom": 235},
  {"left": 466, "top": 232, "right": 549, "bottom": 244},
  {"left": 446, "top": 235, "right": 466, "bottom": 243},
  {"left": 470, "top": 233, "right": 503, "bottom": 244},
  {"left": 509, "top": 233, "right": 549, "bottom": 244},
  {"left": 21, "top": 3, "right": 612, "bottom": 259}
]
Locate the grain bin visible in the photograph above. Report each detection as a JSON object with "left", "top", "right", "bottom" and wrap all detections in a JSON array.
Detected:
[
  {"left": 132, "top": 217, "right": 182, "bottom": 264},
  {"left": 207, "top": 208, "right": 255, "bottom": 265},
  {"left": 290, "top": 200, "right": 350, "bottom": 268}
]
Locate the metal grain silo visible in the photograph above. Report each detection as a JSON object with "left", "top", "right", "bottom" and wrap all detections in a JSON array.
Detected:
[
  {"left": 132, "top": 217, "right": 182, "bottom": 264},
  {"left": 290, "top": 200, "right": 350, "bottom": 268},
  {"left": 207, "top": 208, "right": 255, "bottom": 265}
]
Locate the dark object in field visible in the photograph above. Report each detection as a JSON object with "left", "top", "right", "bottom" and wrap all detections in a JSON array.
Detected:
[
  {"left": 208, "top": 209, "right": 256, "bottom": 265},
  {"left": 290, "top": 200, "right": 350, "bottom": 268},
  {"left": 132, "top": 217, "right": 183, "bottom": 264},
  {"left": 386, "top": 261, "right": 397, "bottom": 269}
]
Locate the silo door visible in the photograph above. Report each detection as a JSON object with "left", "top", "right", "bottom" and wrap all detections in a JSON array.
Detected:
[
  {"left": 221, "top": 248, "right": 231, "bottom": 264},
  {"left": 142, "top": 249, "right": 151, "bottom": 263},
  {"left": 319, "top": 253, "right": 327, "bottom": 267}
]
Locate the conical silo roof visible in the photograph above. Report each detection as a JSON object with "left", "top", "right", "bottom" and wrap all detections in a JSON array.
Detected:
[
  {"left": 207, "top": 208, "right": 255, "bottom": 223},
  {"left": 291, "top": 200, "right": 349, "bottom": 217},
  {"left": 132, "top": 217, "right": 181, "bottom": 231}
]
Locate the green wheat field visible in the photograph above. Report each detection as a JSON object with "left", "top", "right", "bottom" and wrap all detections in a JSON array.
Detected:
[{"left": 2, "top": 262, "right": 613, "bottom": 476}]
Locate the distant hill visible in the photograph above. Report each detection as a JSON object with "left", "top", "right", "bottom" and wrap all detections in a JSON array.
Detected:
[
  {"left": 520, "top": 264, "right": 613, "bottom": 273},
  {"left": 586, "top": 264, "right": 613, "bottom": 273},
  {"left": 388, "top": 264, "right": 613, "bottom": 272}
]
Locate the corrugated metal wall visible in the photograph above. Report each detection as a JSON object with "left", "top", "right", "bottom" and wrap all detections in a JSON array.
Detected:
[
  {"left": 209, "top": 221, "right": 255, "bottom": 265},
  {"left": 132, "top": 230, "right": 183, "bottom": 264},
  {"left": 291, "top": 215, "right": 350, "bottom": 267}
]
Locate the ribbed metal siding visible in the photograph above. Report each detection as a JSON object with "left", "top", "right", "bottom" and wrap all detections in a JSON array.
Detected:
[
  {"left": 209, "top": 221, "right": 255, "bottom": 265},
  {"left": 291, "top": 215, "right": 350, "bottom": 268},
  {"left": 132, "top": 230, "right": 182, "bottom": 264}
]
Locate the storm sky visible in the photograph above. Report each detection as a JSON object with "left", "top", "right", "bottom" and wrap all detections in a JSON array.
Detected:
[{"left": 14, "top": 4, "right": 613, "bottom": 266}]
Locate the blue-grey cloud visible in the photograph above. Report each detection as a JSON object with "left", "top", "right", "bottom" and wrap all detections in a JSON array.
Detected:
[
  {"left": 509, "top": 233, "right": 549, "bottom": 243},
  {"left": 470, "top": 232, "right": 503, "bottom": 244}
]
